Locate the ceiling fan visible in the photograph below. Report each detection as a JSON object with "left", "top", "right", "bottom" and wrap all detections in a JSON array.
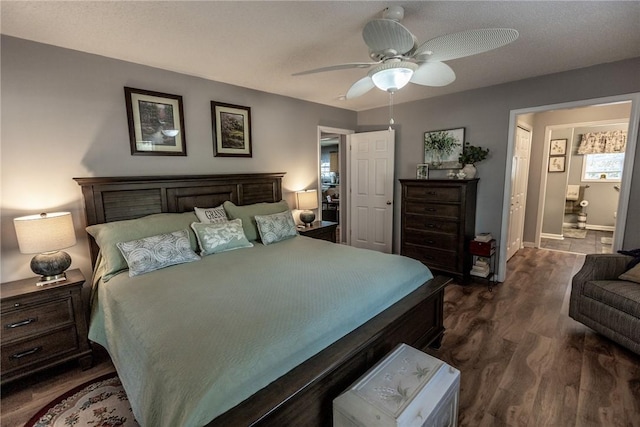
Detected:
[{"left": 293, "top": 6, "right": 519, "bottom": 99}]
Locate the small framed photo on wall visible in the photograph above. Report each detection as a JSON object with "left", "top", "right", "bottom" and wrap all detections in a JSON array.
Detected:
[
  {"left": 211, "top": 101, "right": 252, "bottom": 157},
  {"left": 124, "top": 87, "right": 187, "bottom": 156},
  {"left": 548, "top": 156, "right": 566, "bottom": 173},
  {"left": 416, "top": 164, "right": 429, "bottom": 179},
  {"left": 550, "top": 138, "right": 567, "bottom": 156}
]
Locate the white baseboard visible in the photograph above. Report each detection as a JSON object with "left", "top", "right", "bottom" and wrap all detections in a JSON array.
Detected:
[
  {"left": 523, "top": 241, "right": 536, "bottom": 248},
  {"left": 541, "top": 233, "right": 564, "bottom": 240},
  {"left": 586, "top": 224, "right": 615, "bottom": 232}
]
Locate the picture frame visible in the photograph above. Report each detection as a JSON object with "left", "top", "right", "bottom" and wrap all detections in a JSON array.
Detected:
[
  {"left": 124, "top": 87, "right": 186, "bottom": 156},
  {"left": 548, "top": 156, "right": 566, "bottom": 173},
  {"left": 550, "top": 138, "right": 567, "bottom": 156},
  {"left": 211, "top": 101, "right": 252, "bottom": 157},
  {"left": 424, "top": 127, "right": 465, "bottom": 169},
  {"left": 416, "top": 164, "right": 429, "bottom": 179}
]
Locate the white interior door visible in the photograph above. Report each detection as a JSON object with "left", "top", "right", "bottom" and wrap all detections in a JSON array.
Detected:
[
  {"left": 348, "top": 130, "right": 395, "bottom": 253},
  {"left": 507, "top": 126, "right": 531, "bottom": 260}
]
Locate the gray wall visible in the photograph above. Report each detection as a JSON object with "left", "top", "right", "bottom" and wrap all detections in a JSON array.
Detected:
[
  {"left": 0, "top": 36, "right": 357, "bottom": 282},
  {"left": 357, "top": 57, "right": 640, "bottom": 254},
  {"left": 524, "top": 103, "right": 632, "bottom": 242}
]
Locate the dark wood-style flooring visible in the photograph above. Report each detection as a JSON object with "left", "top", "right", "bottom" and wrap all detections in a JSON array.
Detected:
[{"left": 2, "top": 248, "right": 639, "bottom": 426}]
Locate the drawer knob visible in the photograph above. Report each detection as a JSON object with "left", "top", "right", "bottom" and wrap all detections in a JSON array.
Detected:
[
  {"left": 5, "top": 317, "right": 37, "bottom": 329},
  {"left": 11, "top": 346, "right": 42, "bottom": 359}
]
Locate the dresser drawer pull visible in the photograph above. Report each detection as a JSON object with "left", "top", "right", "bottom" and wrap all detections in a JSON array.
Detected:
[
  {"left": 5, "top": 317, "right": 37, "bottom": 329},
  {"left": 427, "top": 208, "right": 436, "bottom": 212},
  {"left": 10, "top": 346, "right": 42, "bottom": 359}
]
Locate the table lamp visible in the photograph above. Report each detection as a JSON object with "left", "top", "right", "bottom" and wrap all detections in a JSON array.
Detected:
[
  {"left": 14, "top": 212, "right": 77, "bottom": 285},
  {"left": 296, "top": 189, "right": 318, "bottom": 226}
]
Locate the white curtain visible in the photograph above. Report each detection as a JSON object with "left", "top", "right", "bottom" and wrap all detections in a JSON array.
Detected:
[{"left": 577, "top": 130, "right": 627, "bottom": 154}]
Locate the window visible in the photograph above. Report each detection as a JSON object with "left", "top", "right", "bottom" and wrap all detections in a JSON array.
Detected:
[{"left": 582, "top": 153, "right": 624, "bottom": 182}]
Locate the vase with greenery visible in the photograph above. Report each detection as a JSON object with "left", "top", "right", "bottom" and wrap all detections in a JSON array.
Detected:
[
  {"left": 424, "top": 131, "right": 461, "bottom": 168},
  {"left": 458, "top": 142, "right": 489, "bottom": 178}
]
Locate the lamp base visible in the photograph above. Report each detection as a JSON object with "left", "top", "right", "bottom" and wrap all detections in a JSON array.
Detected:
[
  {"left": 300, "top": 210, "right": 316, "bottom": 227},
  {"left": 31, "top": 251, "right": 71, "bottom": 282}
]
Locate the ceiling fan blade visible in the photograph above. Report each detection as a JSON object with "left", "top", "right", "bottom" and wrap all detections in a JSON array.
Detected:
[
  {"left": 346, "top": 76, "right": 375, "bottom": 99},
  {"left": 414, "top": 28, "right": 519, "bottom": 62},
  {"left": 363, "top": 19, "right": 416, "bottom": 56},
  {"left": 292, "top": 62, "right": 377, "bottom": 76},
  {"left": 410, "top": 61, "right": 456, "bottom": 87}
]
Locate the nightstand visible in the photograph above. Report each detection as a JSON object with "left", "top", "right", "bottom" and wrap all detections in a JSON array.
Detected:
[
  {"left": 1, "top": 269, "right": 92, "bottom": 385},
  {"left": 298, "top": 221, "right": 338, "bottom": 243}
]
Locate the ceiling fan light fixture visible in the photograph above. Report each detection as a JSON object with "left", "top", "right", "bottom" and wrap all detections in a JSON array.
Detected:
[{"left": 370, "top": 61, "right": 418, "bottom": 92}]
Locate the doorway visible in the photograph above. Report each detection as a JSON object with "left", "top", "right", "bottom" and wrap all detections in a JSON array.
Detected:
[
  {"left": 318, "top": 126, "right": 353, "bottom": 244},
  {"left": 499, "top": 93, "right": 639, "bottom": 282}
]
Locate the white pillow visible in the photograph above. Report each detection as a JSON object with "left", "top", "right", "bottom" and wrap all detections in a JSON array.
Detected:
[
  {"left": 191, "top": 219, "right": 253, "bottom": 255},
  {"left": 116, "top": 229, "right": 200, "bottom": 277},
  {"left": 254, "top": 211, "right": 298, "bottom": 245},
  {"left": 194, "top": 206, "right": 228, "bottom": 224}
]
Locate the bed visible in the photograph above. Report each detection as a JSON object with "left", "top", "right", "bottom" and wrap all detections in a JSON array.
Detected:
[{"left": 74, "top": 173, "right": 450, "bottom": 427}]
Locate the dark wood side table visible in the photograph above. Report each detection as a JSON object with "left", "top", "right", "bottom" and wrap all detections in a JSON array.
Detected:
[
  {"left": 1, "top": 269, "right": 92, "bottom": 385},
  {"left": 298, "top": 221, "right": 338, "bottom": 243}
]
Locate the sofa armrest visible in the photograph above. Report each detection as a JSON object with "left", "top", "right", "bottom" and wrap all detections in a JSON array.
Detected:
[{"left": 572, "top": 254, "right": 633, "bottom": 286}]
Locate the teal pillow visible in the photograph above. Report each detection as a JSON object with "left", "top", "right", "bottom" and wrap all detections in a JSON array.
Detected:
[
  {"left": 222, "top": 200, "right": 289, "bottom": 241},
  {"left": 255, "top": 211, "right": 298, "bottom": 245},
  {"left": 86, "top": 212, "right": 199, "bottom": 281},
  {"left": 191, "top": 219, "right": 253, "bottom": 255},
  {"left": 116, "top": 229, "right": 200, "bottom": 277}
]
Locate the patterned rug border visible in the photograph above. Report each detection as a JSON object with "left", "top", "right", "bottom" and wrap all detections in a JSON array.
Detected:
[{"left": 25, "top": 372, "right": 119, "bottom": 427}]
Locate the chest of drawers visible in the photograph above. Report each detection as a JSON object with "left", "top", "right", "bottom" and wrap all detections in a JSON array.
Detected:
[
  {"left": 400, "top": 179, "right": 478, "bottom": 282},
  {"left": 1, "top": 269, "right": 92, "bottom": 384}
]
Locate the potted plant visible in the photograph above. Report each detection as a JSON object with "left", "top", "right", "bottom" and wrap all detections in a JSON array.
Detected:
[{"left": 458, "top": 142, "right": 489, "bottom": 178}]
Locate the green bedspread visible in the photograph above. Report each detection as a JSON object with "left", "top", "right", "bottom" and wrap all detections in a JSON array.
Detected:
[{"left": 89, "top": 236, "right": 433, "bottom": 426}]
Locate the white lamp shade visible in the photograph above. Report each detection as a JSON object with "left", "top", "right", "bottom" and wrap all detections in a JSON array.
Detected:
[
  {"left": 296, "top": 190, "right": 318, "bottom": 210},
  {"left": 14, "top": 212, "right": 76, "bottom": 254}
]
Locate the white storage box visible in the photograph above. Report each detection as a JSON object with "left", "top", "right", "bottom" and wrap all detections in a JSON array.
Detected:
[{"left": 333, "top": 343, "right": 460, "bottom": 427}]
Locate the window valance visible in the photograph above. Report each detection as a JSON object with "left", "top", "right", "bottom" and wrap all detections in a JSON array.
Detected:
[{"left": 577, "top": 130, "right": 627, "bottom": 154}]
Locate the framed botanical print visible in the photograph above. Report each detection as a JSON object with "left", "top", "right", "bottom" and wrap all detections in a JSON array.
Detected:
[
  {"left": 211, "top": 101, "right": 252, "bottom": 157},
  {"left": 424, "top": 127, "right": 465, "bottom": 169},
  {"left": 124, "top": 87, "right": 186, "bottom": 156},
  {"left": 550, "top": 138, "right": 567, "bottom": 156},
  {"left": 548, "top": 156, "right": 566, "bottom": 173}
]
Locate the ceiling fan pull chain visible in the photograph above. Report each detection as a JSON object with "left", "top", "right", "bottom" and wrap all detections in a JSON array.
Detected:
[{"left": 388, "top": 91, "right": 395, "bottom": 130}]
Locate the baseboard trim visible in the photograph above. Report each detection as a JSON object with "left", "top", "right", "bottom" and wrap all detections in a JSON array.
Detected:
[
  {"left": 541, "top": 233, "right": 564, "bottom": 240},
  {"left": 523, "top": 241, "right": 536, "bottom": 248},
  {"left": 586, "top": 224, "right": 615, "bottom": 232}
]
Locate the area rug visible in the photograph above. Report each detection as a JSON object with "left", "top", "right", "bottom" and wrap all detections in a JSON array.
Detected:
[
  {"left": 26, "top": 373, "right": 139, "bottom": 427},
  {"left": 563, "top": 227, "right": 587, "bottom": 239}
]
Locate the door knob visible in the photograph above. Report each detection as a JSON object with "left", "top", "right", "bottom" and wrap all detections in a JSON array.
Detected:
[{"left": 386, "top": 201, "right": 392, "bottom": 205}]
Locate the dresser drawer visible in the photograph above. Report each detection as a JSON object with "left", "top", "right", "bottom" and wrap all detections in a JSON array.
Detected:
[
  {"left": 405, "top": 185, "right": 461, "bottom": 202},
  {"left": 404, "top": 230, "right": 458, "bottom": 250},
  {"left": 404, "top": 214, "right": 459, "bottom": 234},
  {"left": 404, "top": 201, "right": 460, "bottom": 218},
  {"left": 2, "top": 297, "right": 74, "bottom": 342},
  {"left": 1, "top": 326, "right": 78, "bottom": 372},
  {"left": 402, "top": 244, "right": 458, "bottom": 270}
]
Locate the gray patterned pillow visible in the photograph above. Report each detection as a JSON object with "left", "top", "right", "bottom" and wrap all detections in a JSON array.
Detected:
[
  {"left": 191, "top": 219, "right": 254, "bottom": 255},
  {"left": 116, "top": 229, "right": 201, "bottom": 277},
  {"left": 194, "top": 206, "right": 228, "bottom": 224},
  {"left": 255, "top": 211, "right": 298, "bottom": 245}
]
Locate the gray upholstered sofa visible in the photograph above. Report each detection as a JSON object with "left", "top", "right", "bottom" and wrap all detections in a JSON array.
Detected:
[{"left": 569, "top": 253, "right": 640, "bottom": 355}]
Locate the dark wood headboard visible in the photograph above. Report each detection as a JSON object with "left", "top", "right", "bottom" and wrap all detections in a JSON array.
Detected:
[{"left": 74, "top": 173, "right": 285, "bottom": 265}]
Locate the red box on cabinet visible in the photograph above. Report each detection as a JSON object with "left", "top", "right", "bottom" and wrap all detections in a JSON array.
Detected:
[{"left": 469, "top": 239, "right": 496, "bottom": 257}]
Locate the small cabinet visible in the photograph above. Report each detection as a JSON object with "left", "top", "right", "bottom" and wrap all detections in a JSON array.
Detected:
[
  {"left": 298, "top": 221, "right": 338, "bottom": 243},
  {"left": 1, "top": 269, "right": 92, "bottom": 384},
  {"left": 400, "top": 179, "right": 478, "bottom": 282}
]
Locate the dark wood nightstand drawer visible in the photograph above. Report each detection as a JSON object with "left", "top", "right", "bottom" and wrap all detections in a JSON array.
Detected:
[
  {"left": 404, "top": 214, "right": 459, "bottom": 234},
  {"left": 404, "top": 185, "right": 461, "bottom": 202},
  {"left": 1, "top": 326, "right": 78, "bottom": 373},
  {"left": 2, "top": 297, "right": 74, "bottom": 342},
  {"left": 298, "top": 221, "right": 338, "bottom": 243}
]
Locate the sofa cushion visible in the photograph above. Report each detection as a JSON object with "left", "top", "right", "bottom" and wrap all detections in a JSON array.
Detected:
[
  {"left": 619, "top": 263, "right": 640, "bottom": 284},
  {"left": 583, "top": 280, "right": 640, "bottom": 318}
]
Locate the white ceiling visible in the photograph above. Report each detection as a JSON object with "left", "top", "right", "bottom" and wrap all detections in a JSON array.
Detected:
[{"left": 2, "top": 1, "right": 639, "bottom": 112}]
